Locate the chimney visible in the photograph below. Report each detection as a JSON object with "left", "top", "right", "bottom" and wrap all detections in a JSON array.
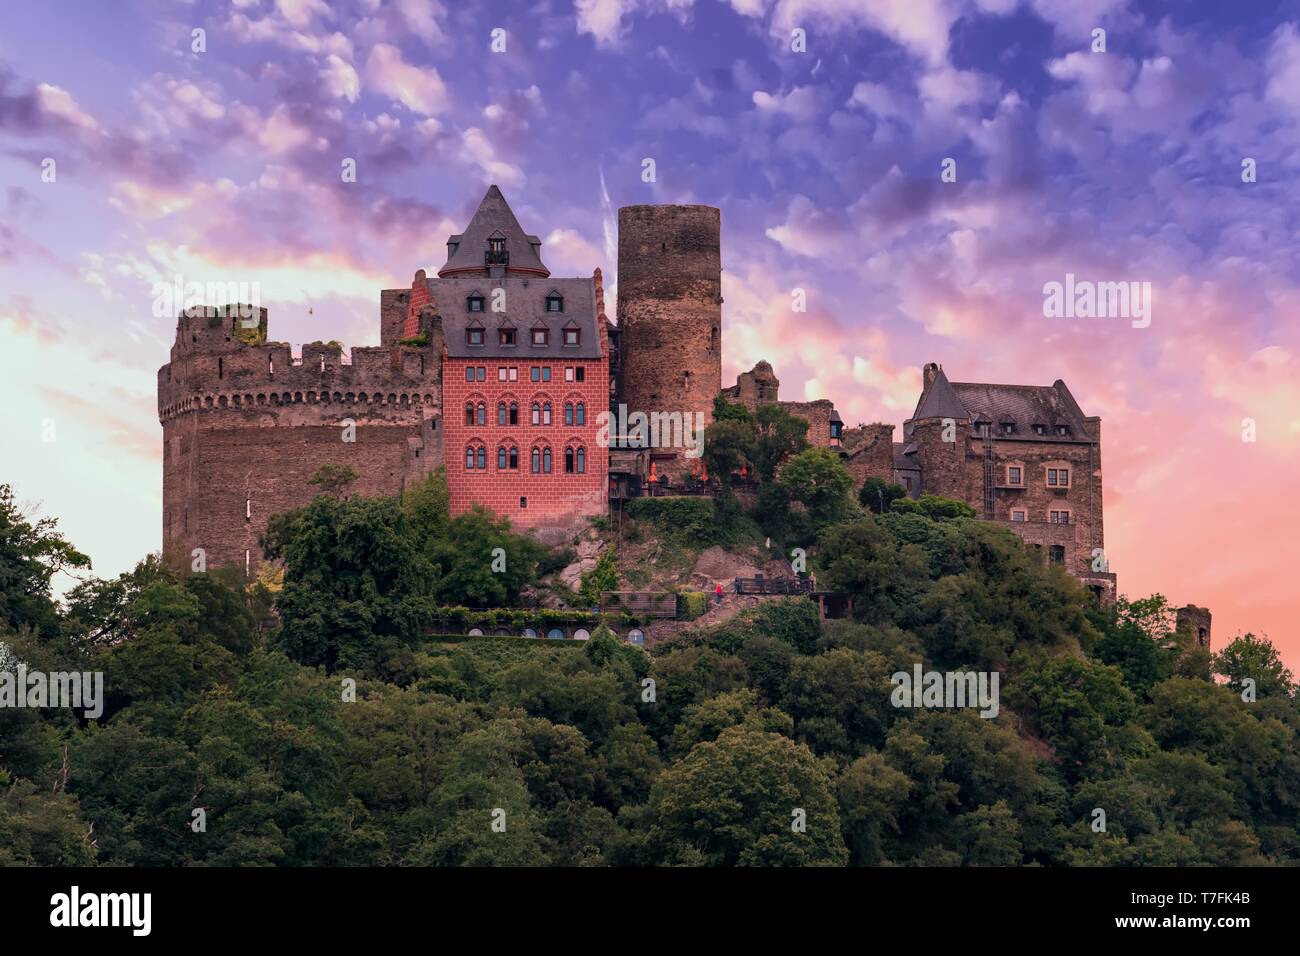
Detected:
[{"left": 923, "top": 362, "right": 939, "bottom": 390}]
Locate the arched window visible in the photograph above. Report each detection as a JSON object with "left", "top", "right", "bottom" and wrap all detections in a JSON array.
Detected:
[
  {"left": 498, "top": 446, "right": 507, "bottom": 470},
  {"left": 576, "top": 402, "right": 585, "bottom": 425},
  {"left": 464, "top": 402, "right": 474, "bottom": 426},
  {"left": 543, "top": 447, "right": 552, "bottom": 473},
  {"left": 509, "top": 402, "right": 518, "bottom": 425},
  {"left": 577, "top": 446, "right": 586, "bottom": 473},
  {"left": 509, "top": 446, "right": 518, "bottom": 470},
  {"left": 497, "top": 402, "right": 507, "bottom": 426},
  {"left": 543, "top": 402, "right": 552, "bottom": 426},
  {"left": 531, "top": 402, "right": 541, "bottom": 426},
  {"left": 531, "top": 447, "right": 541, "bottom": 473},
  {"left": 476, "top": 402, "right": 486, "bottom": 426},
  {"left": 476, "top": 446, "right": 486, "bottom": 470},
  {"left": 564, "top": 402, "right": 574, "bottom": 426},
  {"left": 465, "top": 445, "right": 476, "bottom": 470},
  {"left": 565, "top": 446, "right": 575, "bottom": 473}
]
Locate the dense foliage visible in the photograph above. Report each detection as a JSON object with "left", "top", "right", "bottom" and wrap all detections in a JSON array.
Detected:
[{"left": 2, "top": 476, "right": 1297, "bottom": 867}]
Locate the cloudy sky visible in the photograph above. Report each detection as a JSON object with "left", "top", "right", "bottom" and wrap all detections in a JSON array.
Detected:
[{"left": 1, "top": 0, "right": 1298, "bottom": 666}]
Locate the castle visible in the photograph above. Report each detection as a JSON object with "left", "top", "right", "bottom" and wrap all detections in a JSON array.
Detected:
[{"left": 160, "top": 185, "right": 1206, "bottom": 637}]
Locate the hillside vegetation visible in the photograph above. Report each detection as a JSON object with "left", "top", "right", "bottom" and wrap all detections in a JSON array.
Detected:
[{"left": 1, "top": 472, "right": 1297, "bottom": 867}]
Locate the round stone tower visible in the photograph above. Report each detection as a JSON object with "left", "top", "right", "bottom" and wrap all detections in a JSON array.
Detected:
[{"left": 616, "top": 204, "right": 722, "bottom": 475}]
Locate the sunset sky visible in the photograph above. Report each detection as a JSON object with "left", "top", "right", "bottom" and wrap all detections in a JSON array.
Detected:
[{"left": 1, "top": 0, "right": 1297, "bottom": 667}]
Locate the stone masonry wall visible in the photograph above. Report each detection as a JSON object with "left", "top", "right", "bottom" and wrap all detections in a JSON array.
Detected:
[
  {"left": 158, "top": 306, "right": 441, "bottom": 573},
  {"left": 616, "top": 205, "right": 721, "bottom": 477}
]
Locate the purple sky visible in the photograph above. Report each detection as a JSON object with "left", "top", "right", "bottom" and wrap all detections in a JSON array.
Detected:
[{"left": 2, "top": 0, "right": 1299, "bottom": 666}]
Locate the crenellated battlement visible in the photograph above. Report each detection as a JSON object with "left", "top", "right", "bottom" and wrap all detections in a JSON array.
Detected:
[{"left": 158, "top": 304, "right": 440, "bottom": 422}]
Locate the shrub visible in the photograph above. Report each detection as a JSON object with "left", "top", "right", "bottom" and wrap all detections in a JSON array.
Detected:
[
  {"left": 889, "top": 494, "right": 976, "bottom": 520},
  {"left": 626, "top": 497, "right": 716, "bottom": 546},
  {"left": 579, "top": 547, "right": 619, "bottom": 606},
  {"left": 678, "top": 591, "right": 709, "bottom": 620}
]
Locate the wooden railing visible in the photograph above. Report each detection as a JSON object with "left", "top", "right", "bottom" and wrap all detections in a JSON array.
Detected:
[
  {"left": 600, "top": 591, "right": 678, "bottom": 619},
  {"left": 733, "top": 576, "right": 813, "bottom": 596}
]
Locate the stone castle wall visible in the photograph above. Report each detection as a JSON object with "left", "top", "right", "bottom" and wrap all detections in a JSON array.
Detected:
[
  {"left": 158, "top": 306, "right": 442, "bottom": 572},
  {"left": 616, "top": 205, "right": 722, "bottom": 475},
  {"left": 908, "top": 415, "right": 1112, "bottom": 596}
]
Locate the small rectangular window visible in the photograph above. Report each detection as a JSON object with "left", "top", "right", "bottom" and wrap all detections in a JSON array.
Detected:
[
  {"left": 467, "top": 328, "right": 484, "bottom": 346},
  {"left": 563, "top": 328, "right": 580, "bottom": 346},
  {"left": 532, "top": 328, "right": 548, "bottom": 346},
  {"left": 531, "top": 367, "right": 540, "bottom": 382},
  {"left": 509, "top": 367, "right": 518, "bottom": 381},
  {"left": 468, "top": 296, "right": 484, "bottom": 312},
  {"left": 1009, "top": 466, "right": 1022, "bottom": 484},
  {"left": 465, "top": 367, "right": 474, "bottom": 383},
  {"left": 499, "top": 328, "right": 516, "bottom": 346},
  {"left": 546, "top": 295, "right": 564, "bottom": 313},
  {"left": 542, "top": 367, "right": 551, "bottom": 382},
  {"left": 565, "top": 367, "right": 574, "bottom": 382},
  {"left": 575, "top": 367, "right": 585, "bottom": 382},
  {"left": 498, "top": 367, "right": 507, "bottom": 382},
  {"left": 476, "top": 366, "right": 486, "bottom": 382},
  {"left": 1047, "top": 468, "right": 1058, "bottom": 486},
  {"left": 1011, "top": 510, "right": 1025, "bottom": 522},
  {"left": 520, "top": 497, "right": 527, "bottom": 509},
  {"left": 1059, "top": 468, "right": 1069, "bottom": 486}
]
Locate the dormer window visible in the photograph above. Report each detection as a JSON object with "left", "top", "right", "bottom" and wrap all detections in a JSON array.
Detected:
[
  {"left": 486, "top": 233, "right": 508, "bottom": 266},
  {"left": 531, "top": 326, "right": 549, "bottom": 347},
  {"left": 467, "top": 326, "right": 485, "bottom": 347},
  {"left": 1033, "top": 424, "right": 1046, "bottom": 435},
  {"left": 1001, "top": 422, "right": 1015, "bottom": 435},
  {"left": 563, "top": 327, "right": 580, "bottom": 347},
  {"left": 467, "top": 295, "right": 485, "bottom": 313},
  {"left": 546, "top": 293, "right": 564, "bottom": 313},
  {"left": 1056, "top": 425, "right": 1069, "bottom": 436},
  {"left": 499, "top": 327, "right": 516, "bottom": 346}
]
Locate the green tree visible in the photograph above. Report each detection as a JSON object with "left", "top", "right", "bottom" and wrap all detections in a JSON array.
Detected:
[
  {"left": 0, "top": 485, "right": 90, "bottom": 638},
  {"left": 1214, "top": 633, "right": 1295, "bottom": 700},
  {"left": 263, "top": 494, "right": 437, "bottom": 672},
  {"left": 645, "top": 726, "right": 848, "bottom": 865},
  {"left": 777, "top": 447, "right": 856, "bottom": 529},
  {"left": 753, "top": 403, "right": 809, "bottom": 481},
  {"left": 859, "top": 477, "right": 907, "bottom": 514}
]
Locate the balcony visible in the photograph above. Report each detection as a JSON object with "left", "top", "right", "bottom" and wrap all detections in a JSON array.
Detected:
[{"left": 485, "top": 250, "right": 510, "bottom": 266}]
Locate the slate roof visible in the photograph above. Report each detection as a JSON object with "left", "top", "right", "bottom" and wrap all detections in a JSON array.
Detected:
[
  {"left": 893, "top": 442, "right": 920, "bottom": 471},
  {"left": 911, "top": 367, "right": 967, "bottom": 421},
  {"left": 430, "top": 274, "right": 602, "bottom": 359},
  {"left": 906, "top": 367, "right": 1094, "bottom": 442},
  {"left": 439, "top": 185, "right": 549, "bottom": 278}
]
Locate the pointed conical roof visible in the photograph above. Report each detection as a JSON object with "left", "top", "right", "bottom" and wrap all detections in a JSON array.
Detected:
[
  {"left": 912, "top": 367, "right": 968, "bottom": 421},
  {"left": 438, "top": 185, "right": 549, "bottom": 278}
]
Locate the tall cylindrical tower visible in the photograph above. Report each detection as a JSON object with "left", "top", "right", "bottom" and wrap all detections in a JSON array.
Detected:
[{"left": 616, "top": 205, "right": 722, "bottom": 476}]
